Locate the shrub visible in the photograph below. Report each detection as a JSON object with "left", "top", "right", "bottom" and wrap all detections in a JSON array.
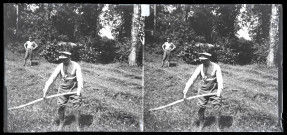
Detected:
[
  {"left": 251, "top": 39, "right": 269, "bottom": 64},
  {"left": 233, "top": 38, "right": 256, "bottom": 65},
  {"left": 178, "top": 43, "right": 201, "bottom": 64},
  {"left": 215, "top": 47, "right": 239, "bottom": 64},
  {"left": 114, "top": 38, "right": 143, "bottom": 66},
  {"left": 178, "top": 42, "right": 218, "bottom": 64},
  {"left": 114, "top": 40, "right": 131, "bottom": 63},
  {"left": 78, "top": 44, "right": 99, "bottom": 63},
  {"left": 77, "top": 37, "right": 118, "bottom": 64},
  {"left": 40, "top": 41, "right": 82, "bottom": 63},
  {"left": 94, "top": 38, "right": 118, "bottom": 64},
  {"left": 7, "top": 42, "right": 26, "bottom": 55}
]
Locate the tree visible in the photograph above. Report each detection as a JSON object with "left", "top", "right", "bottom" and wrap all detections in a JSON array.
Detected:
[
  {"left": 16, "top": 4, "right": 19, "bottom": 35},
  {"left": 267, "top": 4, "right": 279, "bottom": 67},
  {"left": 154, "top": 4, "right": 157, "bottom": 33},
  {"left": 4, "top": 4, "right": 8, "bottom": 47},
  {"left": 128, "top": 4, "right": 140, "bottom": 66}
]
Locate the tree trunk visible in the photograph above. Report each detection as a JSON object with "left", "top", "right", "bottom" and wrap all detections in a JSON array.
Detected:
[
  {"left": 267, "top": 4, "right": 279, "bottom": 67},
  {"left": 16, "top": 4, "right": 19, "bottom": 35},
  {"left": 139, "top": 16, "right": 145, "bottom": 45},
  {"left": 154, "top": 4, "right": 156, "bottom": 33},
  {"left": 4, "top": 4, "right": 8, "bottom": 47},
  {"left": 128, "top": 4, "right": 139, "bottom": 66},
  {"left": 277, "top": 4, "right": 283, "bottom": 130},
  {"left": 185, "top": 5, "right": 189, "bottom": 22}
]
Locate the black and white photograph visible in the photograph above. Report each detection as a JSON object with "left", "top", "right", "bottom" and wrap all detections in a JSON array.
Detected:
[
  {"left": 3, "top": 3, "right": 283, "bottom": 132},
  {"left": 143, "top": 4, "right": 282, "bottom": 132},
  {"left": 4, "top": 3, "right": 143, "bottom": 132}
]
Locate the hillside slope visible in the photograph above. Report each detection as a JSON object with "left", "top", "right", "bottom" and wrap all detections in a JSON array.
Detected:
[
  {"left": 5, "top": 50, "right": 143, "bottom": 132},
  {"left": 143, "top": 53, "right": 281, "bottom": 132}
]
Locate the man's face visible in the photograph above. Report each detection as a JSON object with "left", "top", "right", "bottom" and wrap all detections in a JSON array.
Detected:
[
  {"left": 200, "top": 59, "right": 210, "bottom": 66},
  {"left": 61, "top": 58, "right": 70, "bottom": 65},
  {"left": 29, "top": 38, "right": 32, "bottom": 41}
]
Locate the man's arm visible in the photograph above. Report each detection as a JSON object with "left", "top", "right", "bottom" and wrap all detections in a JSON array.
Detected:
[
  {"left": 76, "top": 64, "right": 83, "bottom": 95},
  {"left": 162, "top": 42, "right": 166, "bottom": 50},
  {"left": 183, "top": 65, "right": 201, "bottom": 98},
  {"left": 43, "top": 64, "right": 61, "bottom": 97},
  {"left": 24, "top": 42, "right": 27, "bottom": 49},
  {"left": 216, "top": 65, "right": 223, "bottom": 97},
  {"left": 172, "top": 43, "right": 176, "bottom": 51},
  {"left": 33, "top": 42, "right": 38, "bottom": 50}
]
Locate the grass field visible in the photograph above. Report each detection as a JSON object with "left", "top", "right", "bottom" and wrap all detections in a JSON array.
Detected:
[
  {"left": 4, "top": 48, "right": 282, "bottom": 132},
  {"left": 5, "top": 49, "right": 143, "bottom": 132},
  {"left": 143, "top": 52, "right": 281, "bottom": 132}
]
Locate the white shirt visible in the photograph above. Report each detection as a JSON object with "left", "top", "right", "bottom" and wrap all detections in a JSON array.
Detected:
[
  {"left": 185, "top": 62, "right": 223, "bottom": 91},
  {"left": 44, "top": 61, "right": 83, "bottom": 91},
  {"left": 162, "top": 42, "right": 176, "bottom": 51},
  {"left": 24, "top": 41, "right": 38, "bottom": 49}
]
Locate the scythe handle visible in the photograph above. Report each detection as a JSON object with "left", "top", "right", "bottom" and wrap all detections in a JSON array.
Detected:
[
  {"left": 149, "top": 93, "right": 217, "bottom": 111},
  {"left": 8, "top": 92, "right": 77, "bottom": 110}
]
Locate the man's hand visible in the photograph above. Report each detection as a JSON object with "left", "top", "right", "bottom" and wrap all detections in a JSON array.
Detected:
[
  {"left": 217, "top": 92, "right": 221, "bottom": 97},
  {"left": 76, "top": 89, "right": 81, "bottom": 96},
  {"left": 217, "top": 88, "right": 222, "bottom": 97},
  {"left": 43, "top": 88, "right": 48, "bottom": 103},
  {"left": 43, "top": 88, "right": 47, "bottom": 98},
  {"left": 183, "top": 88, "right": 188, "bottom": 99}
]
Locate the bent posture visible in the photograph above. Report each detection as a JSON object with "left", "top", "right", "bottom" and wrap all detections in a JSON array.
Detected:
[
  {"left": 161, "top": 38, "right": 176, "bottom": 67},
  {"left": 43, "top": 51, "right": 83, "bottom": 131},
  {"left": 23, "top": 36, "right": 38, "bottom": 66},
  {"left": 183, "top": 52, "right": 223, "bottom": 132}
]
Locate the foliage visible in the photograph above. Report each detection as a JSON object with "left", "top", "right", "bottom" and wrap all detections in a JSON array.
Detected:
[
  {"left": 39, "top": 41, "right": 77, "bottom": 63},
  {"left": 178, "top": 42, "right": 205, "bottom": 64},
  {"left": 115, "top": 5, "right": 133, "bottom": 41},
  {"left": 94, "top": 37, "right": 118, "bottom": 63},
  {"left": 251, "top": 39, "right": 269, "bottom": 64},
  {"left": 114, "top": 38, "right": 131, "bottom": 63},
  {"left": 4, "top": 4, "right": 280, "bottom": 66},
  {"left": 7, "top": 42, "right": 26, "bottom": 55},
  {"left": 178, "top": 36, "right": 258, "bottom": 65},
  {"left": 40, "top": 36, "right": 119, "bottom": 64}
]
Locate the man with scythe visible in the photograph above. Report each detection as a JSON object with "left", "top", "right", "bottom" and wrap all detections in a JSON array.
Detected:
[
  {"left": 43, "top": 51, "right": 83, "bottom": 131},
  {"left": 183, "top": 52, "right": 223, "bottom": 132}
]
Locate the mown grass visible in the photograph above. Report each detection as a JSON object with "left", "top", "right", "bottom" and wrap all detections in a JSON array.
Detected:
[
  {"left": 143, "top": 53, "right": 281, "bottom": 132},
  {"left": 5, "top": 49, "right": 143, "bottom": 132},
  {"left": 4, "top": 49, "right": 282, "bottom": 132}
]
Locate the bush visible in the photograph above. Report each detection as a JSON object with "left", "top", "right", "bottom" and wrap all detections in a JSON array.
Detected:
[
  {"left": 251, "top": 39, "right": 269, "bottom": 64},
  {"left": 78, "top": 44, "right": 99, "bottom": 63},
  {"left": 235, "top": 39, "right": 256, "bottom": 65},
  {"left": 94, "top": 38, "right": 118, "bottom": 64},
  {"left": 7, "top": 42, "right": 26, "bottom": 55},
  {"left": 40, "top": 36, "right": 120, "bottom": 64},
  {"left": 77, "top": 37, "right": 118, "bottom": 64},
  {"left": 114, "top": 39, "right": 131, "bottom": 63},
  {"left": 178, "top": 43, "right": 201, "bottom": 64},
  {"left": 178, "top": 42, "right": 218, "bottom": 64},
  {"left": 215, "top": 47, "right": 239, "bottom": 64},
  {"left": 114, "top": 38, "right": 143, "bottom": 66}
]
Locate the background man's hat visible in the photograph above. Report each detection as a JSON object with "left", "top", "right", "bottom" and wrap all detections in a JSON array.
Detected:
[
  {"left": 199, "top": 52, "right": 212, "bottom": 60},
  {"left": 59, "top": 51, "right": 71, "bottom": 59}
]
